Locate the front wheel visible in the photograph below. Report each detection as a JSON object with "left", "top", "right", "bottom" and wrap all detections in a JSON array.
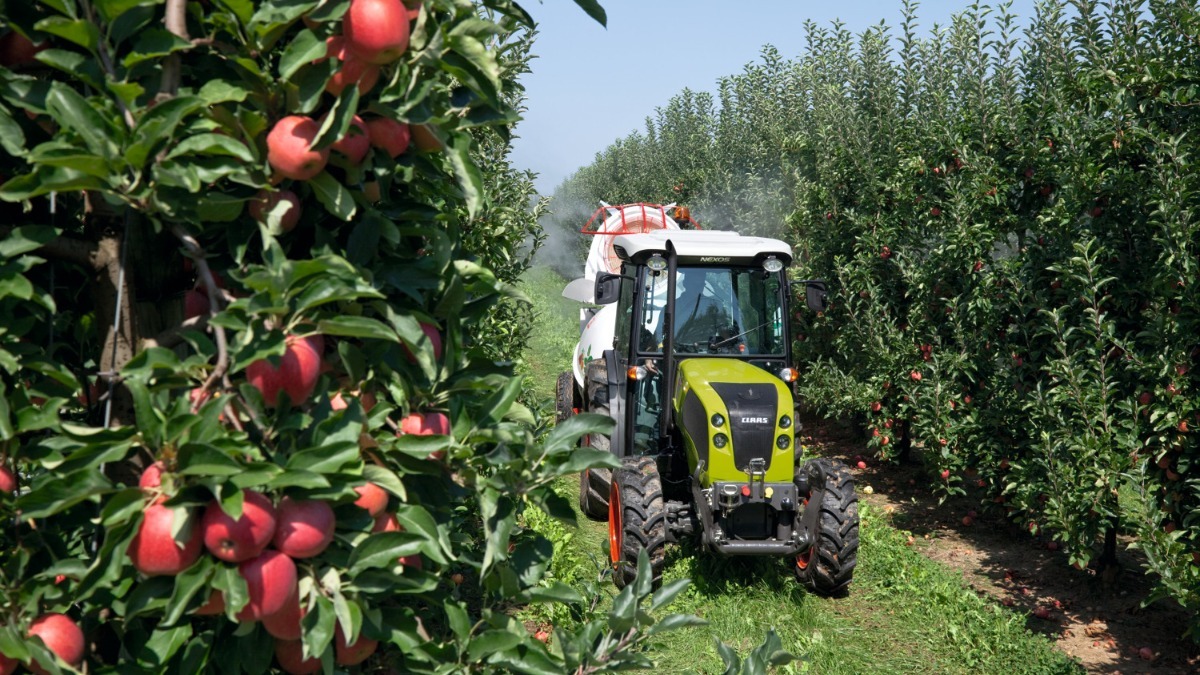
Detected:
[
  {"left": 794, "top": 458, "right": 859, "bottom": 596},
  {"left": 555, "top": 371, "right": 577, "bottom": 423},
  {"left": 609, "top": 456, "right": 667, "bottom": 589}
]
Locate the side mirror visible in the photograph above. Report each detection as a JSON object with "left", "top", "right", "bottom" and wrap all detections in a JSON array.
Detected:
[
  {"left": 594, "top": 272, "right": 622, "bottom": 305},
  {"left": 792, "top": 280, "right": 828, "bottom": 313}
]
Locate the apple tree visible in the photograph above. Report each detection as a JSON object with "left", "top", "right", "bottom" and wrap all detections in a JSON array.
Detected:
[{"left": 0, "top": 0, "right": 713, "bottom": 672}]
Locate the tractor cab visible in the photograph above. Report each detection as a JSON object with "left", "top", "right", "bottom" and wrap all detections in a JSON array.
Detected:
[{"left": 593, "top": 231, "right": 811, "bottom": 457}]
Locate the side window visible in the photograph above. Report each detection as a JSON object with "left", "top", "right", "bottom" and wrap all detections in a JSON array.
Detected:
[{"left": 614, "top": 264, "right": 634, "bottom": 354}]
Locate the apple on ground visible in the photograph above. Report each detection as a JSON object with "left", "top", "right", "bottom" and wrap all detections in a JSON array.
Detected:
[
  {"left": 236, "top": 550, "right": 298, "bottom": 621},
  {"left": 201, "top": 490, "right": 278, "bottom": 563},
  {"left": 248, "top": 189, "right": 302, "bottom": 233},
  {"left": 27, "top": 613, "right": 85, "bottom": 675},
  {"left": 266, "top": 116, "right": 329, "bottom": 181},
  {"left": 246, "top": 335, "right": 322, "bottom": 407},
  {"left": 275, "top": 639, "right": 321, "bottom": 675},
  {"left": 273, "top": 497, "right": 336, "bottom": 558},
  {"left": 354, "top": 482, "right": 389, "bottom": 516},
  {"left": 128, "top": 502, "right": 204, "bottom": 576}
]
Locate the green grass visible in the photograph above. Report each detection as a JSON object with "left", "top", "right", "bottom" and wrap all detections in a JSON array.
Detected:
[{"left": 518, "top": 265, "right": 1084, "bottom": 674}]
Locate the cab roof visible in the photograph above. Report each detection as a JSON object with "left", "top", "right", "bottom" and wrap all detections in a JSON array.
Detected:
[{"left": 611, "top": 230, "right": 794, "bottom": 268}]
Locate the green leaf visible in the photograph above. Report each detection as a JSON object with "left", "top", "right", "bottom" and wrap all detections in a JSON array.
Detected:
[
  {"left": 197, "top": 80, "right": 251, "bottom": 105},
  {"left": 163, "top": 557, "right": 216, "bottom": 627},
  {"left": 34, "top": 17, "right": 101, "bottom": 51},
  {"left": 124, "top": 27, "right": 192, "bottom": 67},
  {"left": 279, "top": 28, "right": 325, "bottom": 81},
  {"left": 137, "top": 625, "right": 193, "bottom": 668},
  {"left": 0, "top": 165, "right": 106, "bottom": 201},
  {"left": 45, "top": 83, "right": 121, "bottom": 158},
  {"left": 95, "top": 0, "right": 154, "bottom": 23},
  {"left": 362, "top": 464, "right": 406, "bottom": 502},
  {"left": 0, "top": 107, "right": 28, "bottom": 157},
  {"left": 571, "top": 0, "right": 607, "bottom": 26},
  {"left": 466, "top": 630, "right": 522, "bottom": 663},
  {"left": 446, "top": 132, "right": 484, "bottom": 218},
  {"left": 346, "top": 532, "right": 424, "bottom": 575},
  {"left": 395, "top": 504, "right": 450, "bottom": 564},
  {"left": 165, "top": 133, "right": 255, "bottom": 161},
  {"left": 645, "top": 612, "right": 708, "bottom": 636},
  {"left": 315, "top": 315, "right": 397, "bottom": 341},
  {"left": 649, "top": 578, "right": 691, "bottom": 613},
  {"left": 286, "top": 440, "right": 359, "bottom": 474},
  {"left": 308, "top": 171, "right": 357, "bottom": 221},
  {"left": 0, "top": 226, "right": 58, "bottom": 259},
  {"left": 526, "top": 582, "right": 584, "bottom": 605}
]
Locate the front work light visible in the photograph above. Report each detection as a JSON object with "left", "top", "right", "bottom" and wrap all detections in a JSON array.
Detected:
[
  {"left": 647, "top": 254, "right": 667, "bottom": 272},
  {"left": 763, "top": 256, "right": 784, "bottom": 273},
  {"left": 713, "top": 433, "right": 729, "bottom": 448}
]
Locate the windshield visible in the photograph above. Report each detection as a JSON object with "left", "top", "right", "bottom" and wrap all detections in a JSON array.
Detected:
[{"left": 639, "top": 265, "right": 785, "bottom": 356}]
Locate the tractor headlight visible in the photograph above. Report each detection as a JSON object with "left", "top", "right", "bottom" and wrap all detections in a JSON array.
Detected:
[
  {"left": 627, "top": 366, "right": 648, "bottom": 381},
  {"left": 648, "top": 254, "right": 667, "bottom": 272},
  {"left": 763, "top": 256, "right": 784, "bottom": 273},
  {"left": 779, "top": 415, "right": 792, "bottom": 429},
  {"left": 711, "top": 413, "right": 725, "bottom": 427},
  {"left": 713, "top": 433, "right": 728, "bottom": 448},
  {"left": 776, "top": 435, "right": 790, "bottom": 450},
  {"left": 778, "top": 367, "right": 798, "bottom": 383}
]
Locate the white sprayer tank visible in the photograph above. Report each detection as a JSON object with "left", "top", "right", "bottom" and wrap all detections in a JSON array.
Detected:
[{"left": 565, "top": 203, "right": 682, "bottom": 388}]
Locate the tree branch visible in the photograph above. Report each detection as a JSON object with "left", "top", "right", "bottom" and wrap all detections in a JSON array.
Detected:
[
  {"left": 159, "top": 0, "right": 190, "bottom": 99},
  {"left": 170, "top": 225, "right": 230, "bottom": 412}
]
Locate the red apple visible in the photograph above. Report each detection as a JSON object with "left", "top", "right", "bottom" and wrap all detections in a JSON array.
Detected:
[
  {"left": 236, "top": 550, "right": 298, "bottom": 621},
  {"left": 961, "top": 516, "right": 973, "bottom": 526},
  {"left": 128, "top": 502, "right": 204, "bottom": 576},
  {"left": 27, "top": 614, "right": 85, "bottom": 674},
  {"left": 246, "top": 335, "right": 322, "bottom": 407},
  {"left": 910, "top": 370, "right": 922, "bottom": 381},
  {"left": 343, "top": 0, "right": 411, "bottom": 64},
  {"left": 398, "top": 411, "right": 450, "bottom": 436},
  {"left": 194, "top": 590, "right": 225, "bottom": 616},
  {"left": 335, "top": 627, "right": 378, "bottom": 666},
  {"left": 275, "top": 639, "right": 321, "bottom": 675},
  {"left": 372, "top": 512, "right": 399, "bottom": 533},
  {"left": 364, "top": 117, "right": 410, "bottom": 158},
  {"left": 0, "top": 31, "right": 47, "bottom": 69},
  {"left": 263, "top": 589, "right": 305, "bottom": 640},
  {"left": 201, "top": 490, "right": 278, "bottom": 563},
  {"left": 184, "top": 289, "right": 211, "bottom": 320},
  {"left": 139, "top": 461, "right": 165, "bottom": 490},
  {"left": 856, "top": 461, "right": 867, "bottom": 470},
  {"left": 266, "top": 116, "right": 329, "bottom": 181},
  {"left": 870, "top": 401, "right": 881, "bottom": 412},
  {"left": 940, "top": 469, "right": 950, "bottom": 480},
  {"left": 248, "top": 189, "right": 302, "bottom": 233},
  {"left": 328, "top": 54, "right": 381, "bottom": 96},
  {"left": 332, "top": 116, "right": 371, "bottom": 165},
  {"left": 354, "top": 482, "right": 388, "bottom": 517},
  {"left": 402, "top": 321, "right": 442, "bottom": 363},
  {"left": 410, "top": 123, "right": 444, "bottom": 153},
  {"left": 0, "top": 465, "right": 15, "bottom": 493},
  {"left": 273, "top": 497, "right": 335, "bottom": 559}
]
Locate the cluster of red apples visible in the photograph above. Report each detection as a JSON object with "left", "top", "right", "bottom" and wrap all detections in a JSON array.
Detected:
[{"left": 255, "top": 0, "right": 434, "bottom": 235}]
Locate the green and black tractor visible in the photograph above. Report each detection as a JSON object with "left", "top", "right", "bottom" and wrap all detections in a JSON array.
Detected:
[{"left": 558, "top": 229, "right": 859, "bottom": 594}]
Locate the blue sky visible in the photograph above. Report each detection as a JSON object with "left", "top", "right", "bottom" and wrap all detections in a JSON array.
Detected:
[{"left": 510, "top": 0, "right": 1039, "bottom": 195}]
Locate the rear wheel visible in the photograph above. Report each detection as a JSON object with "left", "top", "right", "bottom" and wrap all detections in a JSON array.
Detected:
[
  {"left": 609, "top": 456, "right": 666, "bottom": 589},
  {"left": 579, "top": 361, "right": 613, "bottom": 520},
  {"left": 555, "top": 371, "right": 577, "bottom": 423},
  {"left": 794, "top": 458, "right": 859, "bottom": 596}
]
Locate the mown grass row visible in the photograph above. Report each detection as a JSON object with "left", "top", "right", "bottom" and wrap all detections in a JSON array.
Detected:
[{"left": 518, "top": 265, "right": 1082, "bottom": 673}]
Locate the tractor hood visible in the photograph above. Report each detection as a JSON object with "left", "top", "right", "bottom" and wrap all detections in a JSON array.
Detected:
[{"left": 672, "top": 359, "right": 795, "bottom": 486}]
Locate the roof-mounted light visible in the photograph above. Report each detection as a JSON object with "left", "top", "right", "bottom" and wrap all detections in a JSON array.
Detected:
[
  {"left": 763, "top": 256, "right": 784, "bottom": 273},
  {"left": 647, "top": 254, "right": 667, "bottom": 272}
]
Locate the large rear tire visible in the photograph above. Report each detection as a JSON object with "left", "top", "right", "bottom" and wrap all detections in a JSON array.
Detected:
[
  {"left": 794, "top": 458, "right": 859, "bottom": 596},
  {"left": 579, "top": 360, "right": 613, "bottom": 520},
  {"left": 555, "top": 371, "right": 577, "bottom": 423},
  {"left": 608, "top": 456, "right": 667, "bottom": 589}
]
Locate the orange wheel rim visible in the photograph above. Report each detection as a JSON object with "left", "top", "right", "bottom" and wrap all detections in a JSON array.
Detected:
[
  {"left": 796, "top": 547, "right": 812, "bottom": 570},
  {"left": 608, "top": 479, "right": 623, "bottom": 565}
]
